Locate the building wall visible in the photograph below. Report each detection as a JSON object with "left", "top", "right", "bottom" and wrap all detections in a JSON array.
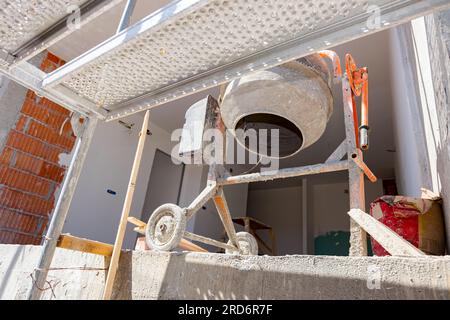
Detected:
[
  {"left": 389, "top": 14, "right": 450, "bottom": 249},
  {"left": 423, "top": 10, "right": 450, "bottom": 250},
  {"left": 0, "top": 53, "right": 78, "bottom": 245},
  {"left": 389, "top": 28, "right": 429, "bottom": 197},
  {"left": 247, "top": 186, "right": 302, "bottom": 255}
]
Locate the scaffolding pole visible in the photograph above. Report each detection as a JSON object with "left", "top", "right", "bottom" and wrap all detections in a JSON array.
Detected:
[{"left": 27, "top": 116, "right": 98, "bottom": 300}]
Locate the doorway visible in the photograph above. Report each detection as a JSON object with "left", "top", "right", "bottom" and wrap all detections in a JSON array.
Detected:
[{"left": 140, "top": 149, "right": 185, "bottom": 225}]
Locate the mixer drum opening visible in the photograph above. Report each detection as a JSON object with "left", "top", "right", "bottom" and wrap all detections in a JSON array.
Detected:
[{"left": 235, "top": 113, "right": 303, "bottom": 158}]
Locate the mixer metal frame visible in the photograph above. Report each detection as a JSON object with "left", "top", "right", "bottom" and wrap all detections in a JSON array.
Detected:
[{"left": 146, "top": 52, "right": 376, "bottom": 256}]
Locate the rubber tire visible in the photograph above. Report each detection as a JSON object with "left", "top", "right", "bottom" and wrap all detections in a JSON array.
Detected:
[
  {"left": 145, "top": 204, "right": 186, "bottom": 252},
  {"left": 225, "top": 232, "right": 258, "bottom": 255}
]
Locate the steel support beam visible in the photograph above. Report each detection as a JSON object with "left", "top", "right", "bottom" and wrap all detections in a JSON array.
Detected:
[
  {"left": 342, "top": 76, "right": 368, "bottom": 256},
  {"left": 0, "top": 62, "right": 106, "bottom": 118},
  {"left": 27, "top": 116, "right": 98, "bottom": 300},
  {"left": 116, "top": 0, "right": 137, "bottom": 34},
  {"left": 218, "top": 161, "right": 349, "bottom": 186}
]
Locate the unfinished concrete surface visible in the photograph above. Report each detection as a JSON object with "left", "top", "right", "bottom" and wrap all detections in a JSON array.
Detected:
[{"left": 0, "top": 245, "right": 449, "bottom": 300}]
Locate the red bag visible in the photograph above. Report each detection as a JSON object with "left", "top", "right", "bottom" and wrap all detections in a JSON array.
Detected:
[{"left": 369, "top": 196, "right": 445, "bottom": 256}]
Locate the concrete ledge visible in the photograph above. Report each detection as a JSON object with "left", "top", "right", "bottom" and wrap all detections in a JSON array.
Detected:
[{"left": 0, "top": 245, "right": 449, "bottom": 299}]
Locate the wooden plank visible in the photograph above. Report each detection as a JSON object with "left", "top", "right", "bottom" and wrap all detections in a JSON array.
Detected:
[
  {"left": 348, "top": 209, "right": 426, "bottom": 256},
  {"left": 127, "top": 216, "right": 146, "bottom": 228},
  {"left": 179, "top": 238, "right": 209, "bottom": 253},
  {"left": 103, "top": 110, "right": 150, "bottom": 300},
  {"left": 57, "top": 234, "right": 113, "bottom": 257}
]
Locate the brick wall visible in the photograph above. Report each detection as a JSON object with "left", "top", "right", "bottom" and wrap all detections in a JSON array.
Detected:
[{"left": 0, "top": 52, "right": 76, "bottom": 245}]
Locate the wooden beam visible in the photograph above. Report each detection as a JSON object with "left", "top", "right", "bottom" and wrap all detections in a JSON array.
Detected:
[
  {"left": 347, "top": 209, "right": 426, "bottom": 256},
  {"left": 179, "top": 238, "right": 209, "bottom": 253},
  {"left": 103, "top": 110, "right": 150, "bottom": 300},
  {"left": 127, "top": 216, "right": 146, "bottom": 228},
  {"left": 57, "top": 234, "right": 113, "bottom": 257}
]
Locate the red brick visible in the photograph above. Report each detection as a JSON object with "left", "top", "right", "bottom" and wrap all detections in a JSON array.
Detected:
[
  {"left": 0, "top": 165, "right": 52, "bottom": 197},
  {"left": 46, "top": 52, "right": 65, "bottom": 66},
  {"left": 0, "top": 52, "right": 71, "bottom": 245},
  {"left": 22, "top": 98, "right": 70, "bottom": 132},
  {"left": 25, "top": 90, "right": 36, "bottom": 100},
  {"left": 0, "top": 148, "right": 13, "bottom": 166},
  {"left": 0, "top": 208, "right": 44, "bottom": 234},
  {"left": 15, "top": 115, "right": 29, "bottom": 132},
  {"left": 14, "top": 152, "right": 65, "bottom": 183},
  {"left": 27, "top": 120, "right": 75, "bottom": 151},
  {"left": 38, "top": 97, "right": 71, "bottom": 116},
  {"left": 0, "top": 188, "right": 54, "bottom": 216},
  {"left": 6, "top": 131, "right": 64, "bottom": 164},
  {"left": 40, "top": 59, "right": 59, "bottom": 73}
]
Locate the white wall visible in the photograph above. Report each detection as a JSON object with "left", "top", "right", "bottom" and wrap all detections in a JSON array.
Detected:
[
  {"left": 247, "top": 174, "right": 383, "bottom": 255},
  {"left": 389, "top": 25, "right": 438, "bottom": 197},
  {"left": 247, "top": 186, "right": 302, "bottom": 255}
]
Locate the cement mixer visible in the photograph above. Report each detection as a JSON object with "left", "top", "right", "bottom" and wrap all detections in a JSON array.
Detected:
[
  {"left": 144, "top": 51, "right": 375, "bottom": 256},
  {"left": 220, "top": 54, "right": 333, "bottom": 159}
]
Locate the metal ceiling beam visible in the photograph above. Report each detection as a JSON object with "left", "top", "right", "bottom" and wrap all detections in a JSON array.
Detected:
[
  {"left": 10, "top": 0, "right": 124, "bottom": 66},
  {"left": 0, "top": 62, "right": 106, "bottom": 118},
  {"left": 116, "top": 0, "right": 137, "bottom": 33},
  {"left": 42, "top": 0, "right": 205, "bottom": 89}
]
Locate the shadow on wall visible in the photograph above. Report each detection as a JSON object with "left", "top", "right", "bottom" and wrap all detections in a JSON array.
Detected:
[
  {"left": 0, "top": 246, "right": 22, "bottom": 298},
  {"left": 111, "top": 252, "right": 449, "bottom": 300}
]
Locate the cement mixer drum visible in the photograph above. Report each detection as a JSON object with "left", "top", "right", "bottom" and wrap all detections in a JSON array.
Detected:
[{"left": 220, "top": 55, "right": 333, "bottom": 159}]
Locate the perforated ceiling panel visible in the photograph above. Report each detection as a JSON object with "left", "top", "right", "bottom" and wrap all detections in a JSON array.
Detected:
[
  {"left": 0, "top": 0, "right": 86, "bottom": 52},
  {"left": 61, "top": 0, "right": 386, "bottom": 109}
]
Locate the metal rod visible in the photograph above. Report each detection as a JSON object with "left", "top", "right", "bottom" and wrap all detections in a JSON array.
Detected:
[
  {"left": 360, "top": 78, "right": 370, "bottom": 150},
  {"left": 26, "top": 116, "right": 98, "bottom": 300},
  {"left": 185, "top": 182, "right": 217, "bottom": 220},
  {"left": 342, "top": 76, "right": 367, "bottom": 256},
  {"left": 325, "top": 139, "right": 347, "bottom": 163},
  {"left": 116, "top": 0, "right": 137, "bottom": 34},
  {"left": 351, "top": 153, "right": 377, "bottom": 183},
  {"left": 218, "top": 161, "right": 348, "bottom": 186},
  {"left": 179, "top": 238, "right": 209, "bottom": 253},
  {"left": 213, "top": 188, "right": 239, "bottom": 248},
  {"left": 184, "top": 231, "right": 236, "bottom": 251},
  {"left": 302, "top": 178, "right": 308, "bottom": 254}
]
